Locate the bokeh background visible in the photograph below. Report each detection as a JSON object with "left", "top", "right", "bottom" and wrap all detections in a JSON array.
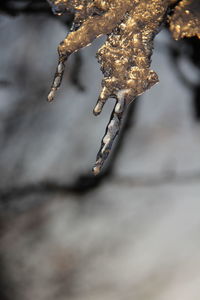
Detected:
[{"left": 1, "top": 1, "right": 200, "bottom": 299}]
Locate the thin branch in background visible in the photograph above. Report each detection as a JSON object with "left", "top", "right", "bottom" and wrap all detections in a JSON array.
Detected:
[
  {"left": 0, "top": 0, "right": 52, "bottom": 16},
  {"left": 69, "top": 52, "right": 85, "bottom": 92},
  {"left": 168, "top": 36, "right": 200, "bottom": 121}
]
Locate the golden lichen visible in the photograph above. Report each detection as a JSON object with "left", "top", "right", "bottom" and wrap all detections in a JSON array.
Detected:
[
  {"left": 47, "top": 0, "right": 200, "bottom": 175},
  {"left": 170, "top": 0, "right": 200, "bottom": 39}
]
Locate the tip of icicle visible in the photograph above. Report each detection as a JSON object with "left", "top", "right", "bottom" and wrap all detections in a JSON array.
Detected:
[
  {"left": 47, "top": 89, "right": 56, "bottom": 102},
  {"left": 92, "top": 164, "right": 101, "bottom": 176}
]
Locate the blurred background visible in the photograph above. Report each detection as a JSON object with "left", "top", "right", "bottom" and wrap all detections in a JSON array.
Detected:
[{"left": 0, "top": 1, "right": 200, "bottom": 300}]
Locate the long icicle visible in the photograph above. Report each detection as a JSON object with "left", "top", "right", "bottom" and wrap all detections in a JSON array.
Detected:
[{"left": 93, "top": 91, "right": 129, "bottom": 175}]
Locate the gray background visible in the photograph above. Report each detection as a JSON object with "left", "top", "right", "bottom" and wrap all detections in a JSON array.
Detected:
[{"left": 0, "top": 13, "right": 200, "bottom": 300}]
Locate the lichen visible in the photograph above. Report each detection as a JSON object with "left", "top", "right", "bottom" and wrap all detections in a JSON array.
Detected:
[
  {"left": 47, "top": 0, "right": 200, "bottom": 175},
  {"left": 170, "top": 0, "right": 200, "bottom": 39}
]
